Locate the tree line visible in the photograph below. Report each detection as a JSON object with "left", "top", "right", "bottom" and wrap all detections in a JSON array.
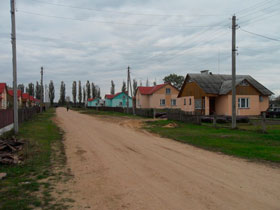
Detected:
[{"left": 16, "top": 74, "right": 185, "bottom": 106}]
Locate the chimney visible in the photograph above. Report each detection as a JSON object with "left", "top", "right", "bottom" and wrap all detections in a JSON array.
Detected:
[{"left": 200, "top": 70, "right": 209, "bottom": 74}]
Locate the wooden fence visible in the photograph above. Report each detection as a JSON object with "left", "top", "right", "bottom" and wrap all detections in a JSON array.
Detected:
[{"left": 0, "top": 107, "right": 41, "bottom": 130}]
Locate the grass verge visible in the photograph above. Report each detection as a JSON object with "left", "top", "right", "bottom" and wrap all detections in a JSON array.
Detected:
[
  {"left": 144, "top": 120, "right": 280, "bottom": 164},
  {"left": 0, "top": 108, "right": 72, "bottom": 210}
]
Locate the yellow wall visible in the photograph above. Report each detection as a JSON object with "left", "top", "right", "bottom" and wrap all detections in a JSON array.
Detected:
[
  {"left": 214, "top": 95, "right": 269, "bottom": 116},
  {"left": 179, "top": 96, "right": 195, "bottom": 113},
  {"left": 136, "top": 84, "right": 179, "bottom": 109}
]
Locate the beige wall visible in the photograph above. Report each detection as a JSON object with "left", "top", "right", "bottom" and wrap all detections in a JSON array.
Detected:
[
  {"left": 136, "top": 91, "right": 149, "bottom": 108},
  {"left": 179, "top": 96, "right": 195, "bottom": 112},
  {"left": 136, "top": 84, "right": 179, "bottom": 109},
  {"left": 215, "top": 95, "right": 229, "bottom": 115},
  {"left": 0, "top": 89, "right": 8, "bottom": 109},
  {"left": 215, "top": 95, "right": 269, "bottom": 116}
]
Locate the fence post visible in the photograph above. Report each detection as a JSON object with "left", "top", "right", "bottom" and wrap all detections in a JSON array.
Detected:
[
  {"left": 153, "top": 109, "right": 156, "bottom": 119},
  {"left": 213, "top": 113, "right": 217, "bottom": 128},
  {"left": 197, "top": 115, "right": 201, "bottom": 125},
  {"left": 261, "top": 112, "right": 266, "bottom": 133}
]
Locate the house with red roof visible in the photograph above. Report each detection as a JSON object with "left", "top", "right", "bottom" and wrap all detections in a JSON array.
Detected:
[
  {"left": 22, "top": 93, "right": 31, "bottom": 107},
  {"left": 0, "top": 83, "right": 10, "bottom": 109},
  {"left": 7, "top": 89, "right": 22, "bottom": 107},
  {"left": 87, "top": 98, "right": 103, "bottom": 107},
  {"left": 135, "top": 83, "right": 179, "bottom": 109},
  {"left": 105, "top": 92, "right": 132, "bottom": 107}
]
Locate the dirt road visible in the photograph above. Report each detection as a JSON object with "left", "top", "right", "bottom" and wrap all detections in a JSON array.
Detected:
[{"left": 55, "top": 108, "right": 280, "bottom": 210}]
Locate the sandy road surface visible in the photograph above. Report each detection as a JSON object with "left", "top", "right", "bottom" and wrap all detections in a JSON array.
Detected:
[{"left": 55, "top": 108, "right": 280, "bottom": 210}]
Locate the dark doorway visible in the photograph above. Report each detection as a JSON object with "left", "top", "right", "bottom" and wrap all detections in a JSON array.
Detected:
[{"left": 209, "top": 97, "right": 216, "bottom": 115}]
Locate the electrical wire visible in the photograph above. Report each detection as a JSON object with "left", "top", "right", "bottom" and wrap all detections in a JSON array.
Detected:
[
  {"left": 240, "top": 28, "right": 280, "bottom": 42},
  {"left": 28, "top": 0, "right": 227, "bottom": 17},
  {"left": 17, "top": 10, "right": 225, "bottom": 29}
]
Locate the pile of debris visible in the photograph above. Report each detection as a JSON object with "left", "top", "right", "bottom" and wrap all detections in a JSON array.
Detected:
[{"left": 0, "top": 137, "right": 25, "bottom": 164}]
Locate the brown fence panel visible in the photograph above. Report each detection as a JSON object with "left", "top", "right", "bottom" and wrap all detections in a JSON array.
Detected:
[
  {"left": 0, "top": 106, "right": 41, "bottom": 130},
  {"left": 0, "top": 109, "right": 14, "bottom": 129}
]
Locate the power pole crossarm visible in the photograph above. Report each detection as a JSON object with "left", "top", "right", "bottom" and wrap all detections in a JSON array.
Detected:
[
  {"left": 232, "top": 15, "right": 237, "bottom": 129},
  {"left": 10, "top": 0, "right": 18, "bottom": 133}
]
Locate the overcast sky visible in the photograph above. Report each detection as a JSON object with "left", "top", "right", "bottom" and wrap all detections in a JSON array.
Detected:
[{"left": 0, "top": 0, "right": 279, "bottom": 101}]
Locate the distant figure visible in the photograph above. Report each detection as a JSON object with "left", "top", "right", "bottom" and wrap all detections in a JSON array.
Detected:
[{"left": 66, "top": 105, "right": 69, "bottom": 112}]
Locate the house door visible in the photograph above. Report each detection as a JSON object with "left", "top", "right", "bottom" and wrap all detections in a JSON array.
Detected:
[{"left": 209, "top": 97, "right": 216, "bottom": 115}]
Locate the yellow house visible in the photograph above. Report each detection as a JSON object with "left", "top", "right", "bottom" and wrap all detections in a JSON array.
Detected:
[
  {"left": 178, "top": 71, "right": 273, "bottom": 116},
  {"left": 136, "top": 83, "right": 179, "bottom": 109}
]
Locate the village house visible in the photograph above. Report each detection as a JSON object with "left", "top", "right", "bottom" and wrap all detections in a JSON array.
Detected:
[
  {"left": 22, "top": 93, "right": 31, "bottom": 108},
  {"left": 0, "top": 83, "right": 10, "bottom": 109},
  {"left": 7, "top": 89, "right": 23, "bottom": 108},
  {"left": 105, "top": 92, "right": 132, "bottom": 108},
  {"left": 178, "top": 70, "right": 273, "bottom": 116},
  {"left": 87, "top": 98, "right": 102, "bottom": 107},
  {"left": 135, "top": 83, "right": 179, "bottom": 109}
]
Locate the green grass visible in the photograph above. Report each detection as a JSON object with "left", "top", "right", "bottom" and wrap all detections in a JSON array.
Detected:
[
  {"left": 72, "top": 107, "right": 143, "bottom": 118},
  {"left": 0, "top": 108, "right": 70, "bottom": 210},
  {"left": 144, "top": 120, "right": 280, "bottom": 163}
]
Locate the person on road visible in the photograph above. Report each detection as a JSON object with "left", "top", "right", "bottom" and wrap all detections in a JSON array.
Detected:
[{"left": 66, "top": 105, "right": 69, "bottom": 112}]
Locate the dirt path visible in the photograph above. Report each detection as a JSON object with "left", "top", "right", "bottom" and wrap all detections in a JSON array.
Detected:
[{"left": 55, "top": 108, "right": 280, "bottom": 210}]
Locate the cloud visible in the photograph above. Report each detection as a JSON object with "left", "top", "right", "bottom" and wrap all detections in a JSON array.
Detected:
[{"left": 0, "top": 0, "right": 279, "bottom": 101}]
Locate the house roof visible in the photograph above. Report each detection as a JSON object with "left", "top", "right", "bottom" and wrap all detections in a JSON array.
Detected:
[
  {"left": 0, "top": 83, "right": 7, "bottom": 94},
  {"left": 105, "top": 91, "right": 129, "bottom": 99},
  {"left": 29, "top": 96, "right": 35, "bottom": 101},
  {"left": 22, "top": 93, "right": 30, "bottom": 100},
  {"left": 178, "top": 73, "right": 273, "bottom": 97},
  {"left": 105, "top": 94, "right": 114, "bottom": 99},
  {"left": 88, "top": 98, "right": 95, "bottom": 102},
  {"left": 8, "top": 89, "right": 22, "bottom": 98},
  {"left": 137, "top": 83, "right": 177, "bottom": 95}
]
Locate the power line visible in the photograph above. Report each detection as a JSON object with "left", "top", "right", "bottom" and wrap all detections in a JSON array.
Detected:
[
  {"left": 28, "top": 0, "right": 227, "bottom": 17},
  {"left": 236, "top": 0, "right": 276, "bottom": 14},
  {"left": 17, "top": 10, "right": 225, "bottom": 28},
  {"left": 240, "top": 28, "right": 280, "bottom": 42}
]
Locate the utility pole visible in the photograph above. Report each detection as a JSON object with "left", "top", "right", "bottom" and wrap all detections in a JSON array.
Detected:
[
  {"left": 40, "top": 67, "right": 43, "bottom": 113},
  {"left": 10, "top": 0, "right": 18, "bottom": 133},
  {"left": 128, "top": 67, "right": 135, "bottom": 115},
  {"left": 232, "top": 15, "right": 237, "bottom": 129},
  {"left": 127, "top": 66, "right": 130, "bottom": 113}
]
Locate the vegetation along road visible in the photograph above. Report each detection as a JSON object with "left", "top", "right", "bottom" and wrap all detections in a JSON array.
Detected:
[{"left": 56, "top": 107, "right": 280, "bottom": 210}]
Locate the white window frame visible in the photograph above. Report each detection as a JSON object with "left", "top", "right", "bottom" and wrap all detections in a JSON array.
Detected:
[
  {"left": 171, "top": 99, "right": 176, "bottom": 106},
  {"left": 166, "top": 88, "right": 171, "bottom": 95},
  {"left": 238, "top": 98, "right": 250, "bottom": 109},
  {"left": 160, "top": 99, "right": 166, "bottom": 106}
]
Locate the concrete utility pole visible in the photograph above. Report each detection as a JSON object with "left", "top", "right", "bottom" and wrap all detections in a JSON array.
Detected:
[
  {"left": 128, "top": 68, "right": 135, "bottom": 115},
  {"left": 10, "top": 0, "right": 18, "bottom": 133},
  {"left": 127, "top": 66, "right": 130, "bottom": 113},
  {"left": 232, "top": 15, "right": 237, "bottom": 129},
  {"left": 40, "top": 67, "right": 43, "bottom": 113}
]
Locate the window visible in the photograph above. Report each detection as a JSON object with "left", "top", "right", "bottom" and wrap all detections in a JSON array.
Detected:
[
  {"left": 259, "top": 96, "right": 263, "bottom": 102},
  {"left": 240, "top": 80, "right": 249, "bottom": 86},
  {"left": 195, "top": 99, "right": 205, "bottom": 110},
  {"left": 184, "top": 98, "right": 186, "bottom": 105},
  {"left": 166, "top": 88, "right": 171, "bottom": 95},
  {"left": 160, "top": 99, "right": 166, "bottom": 106},
  {"left": 238, "top": 98, "right": 250, "bottom": 108},
  {"left": 119, "top": 102, "right": 123, "bottom": 106},
  {"left": 189, "top": 98, "right": 192, "bottom": 105},
  {"left": 171, "top": 99, "right": 176, "bottom": 106}
]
